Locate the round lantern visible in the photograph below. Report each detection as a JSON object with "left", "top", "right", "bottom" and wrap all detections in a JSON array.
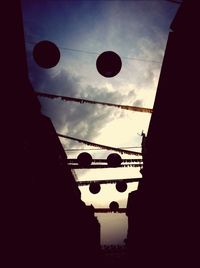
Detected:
[
  {"left": 96, "top": 51, "right": 122, "bottom": 77},
  {"left": 116, "top": 181, "right": 127, "bottom": 193},
  {"left": 107, "top": 153, "right": 122, "bottom": 167},
  {"left": 33, "top": 40, "right": 60, "bottom": 68},
  {"left": 77, "top": 152, "right": 92, "bottom": 167},
  {"left": 89, "top": 182, "right": 101, "bottom": 194},
  {"left": 109, "top": 201, "right": 119, "bottom": 212}
]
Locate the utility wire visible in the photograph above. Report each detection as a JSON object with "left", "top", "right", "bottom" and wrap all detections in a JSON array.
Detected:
[
  {"left": 26, "top": 41, "right": 161, "bottom": 64},
  {"left": 57, "top": 133, "right": 142, "bottom": 156},
  {"left": 77, "top": 178, "right": 141, "bottom": 186},
  {"left": 64, "top": 146, "right": 141, "bottom": 151},
  {"left": 69, "top": 164, "right": 143, "bottom": 169},
  {"left": 68, "top": 159, "right": 143, "bottom": 163},
  {"left": 166, "top": 0, "right": 182, "bottom": 4}
]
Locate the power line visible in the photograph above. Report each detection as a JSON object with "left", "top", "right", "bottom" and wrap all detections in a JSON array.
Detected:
[
  {"left": 77, "top": 178, "right": 141, "bottom": 186},
  {"left": 69, "top": 164, "right": 143, "bottom": 169},
  {"left": 68, "top": 158, "right": 143, "bottom": 163},
  {"left": 60, "top": 46, "right": 161, "bottom": 63},
  {"left": 122, "top": 56, "right": 161, "bottom": 64},
  {"left": 36, "top": 91, "right": 153, "bottom": 113},
  {"left": 64, "top": 146, "right": 141, "bottom": 151},
  {"left": 26, "top": 41, "right": 161, "bottom": 64},
  {"left": 59, "top": 46, "right": 98, "bottom": 56},
  {"left": 166, "top": 0, "right": 182, "bottom": 4},
  {"left": 94, "top": 208, "right": 126, "bottom": 213},
  {"left": 57, "top": 133, "right": 142, "bottom": 156}
]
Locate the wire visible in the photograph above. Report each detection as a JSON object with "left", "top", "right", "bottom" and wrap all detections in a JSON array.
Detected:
[
  {"left": 94, "top": 208, "right": 126, "bottom": 213},
  {"left": 69, "top": 164, "right": 143, "bottom": 169},
  {"left": 60, "top": 46, "right": 98, "bottom": 55},
  {"left": 122, "top": 56, "right": 161, "bottom": 64},
  {"left": 68, "top": 158, "right": 143, "bottom": 163},
  {"left": 36, "top": 91, "right": 153, "bottom": 113},
  {"left": 166, "top": 0, "right": 182, "bottom": 4},
  {"left": 26, "top": 41, "right": 161, "bottom": 64},
  {"left": 64, "top": 146, "right": 141, "bottom": 151},
  {"left": 77, "top": 178, "right": 141, "bottom": 186},
  {"left": 60, "top": 46, "right": 161, "bottom": 64},
  {"left": 57, "top": 133, "right": 142, "bottom": 156}
]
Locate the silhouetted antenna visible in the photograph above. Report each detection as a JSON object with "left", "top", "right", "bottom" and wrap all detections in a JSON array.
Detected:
[
  {"left": 36, "top": 91, "right": 153, "bottom": 113},
  {"left": 58, "top": 133, "right": 142, "bottom": 156}
]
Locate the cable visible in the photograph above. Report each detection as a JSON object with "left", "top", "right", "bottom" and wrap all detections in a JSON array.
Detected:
[
  {"left": 36, "top": 91, "right": 153, "bottom": 113},
  {"left": 77, "top": 178, "right": 141, "bottom": 186},
  {"left": 94, "top": 208, "right": 126, "bottom": 213},
  {"left": 68, "top": 164, "right": 143, "bottom": 169},
  {"left": 60, "top": 46, "right": 98, "bottom": 55},
  {"left": 68, "top": 158, "right": 143, "bottom": 163},
  {"left": 64, "top": 146, "right": 141, "bottom": 151},
  {"left": 122, "top": 56, "right": 161, "bottom": 64},
  {"left": 60, "top": 46, "right": 161, "bottom": 64},
  {"left": 26, "top": 41, "right": 161, "bottom": 64},
  {"left": 57, "top": 133, "right": 142, "bottom": 156},
  {"left": 166, "top": 0, "right": 182, "bottom": 4}
]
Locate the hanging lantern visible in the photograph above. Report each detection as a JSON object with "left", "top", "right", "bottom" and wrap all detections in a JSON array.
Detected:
[
  {"left": 96, "top": 51, "right": 122, "bottom": 77},
  {"left": 33, "top": 40, "right": 60, "bottom": 68},
  {"left": 116, "top": 181, "right": 127, "bottom": 193},
  {"left": 107, "top": 153, "right": 122, "bottom": 167},
  {"left": 89, "top": 182, "right": 101, "bottom": 194},
  {"left": 77, "top": 152, "right": 92, "bottom": 167},
  {"left": 109, "top": 201, "right": 119, "bottom": 212}
]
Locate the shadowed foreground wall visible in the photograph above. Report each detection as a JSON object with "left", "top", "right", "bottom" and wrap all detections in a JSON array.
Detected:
[
  {"left": 126, "top": 1, "right": 199, "bottom": 267},
  {"left": 3, "top": 1, "right": 100, "bottom": 267}
]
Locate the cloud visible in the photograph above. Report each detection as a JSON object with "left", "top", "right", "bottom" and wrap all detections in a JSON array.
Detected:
[
  {"left": 25, "top": 38, "right": 147, "bottom": 152},
  {"left": 27, "top": 62, "right": 142, "bottom": 149}
]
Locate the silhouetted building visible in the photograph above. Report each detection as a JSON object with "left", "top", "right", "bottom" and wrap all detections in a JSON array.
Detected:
[
  {"left": 86, "top": 205, "right": 101, "bottom": 254},
  {"left": 126, "top": 1, "right": 199, "bottom": 267},
  {"left": 3, "top": 1, "right": 101, "bottom": 267}
]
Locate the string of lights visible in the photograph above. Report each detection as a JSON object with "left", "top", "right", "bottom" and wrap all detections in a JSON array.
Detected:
[{"left": 36, "top": 91, "right": 153, "bottom": 113}]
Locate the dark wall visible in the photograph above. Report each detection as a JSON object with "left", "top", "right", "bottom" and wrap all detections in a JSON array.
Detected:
[
  {"left": 126, "top": 1, "right": 199, "bottom": 267},
  {"left": 2, "top": 1, "right": 100, "bottom": 267}
]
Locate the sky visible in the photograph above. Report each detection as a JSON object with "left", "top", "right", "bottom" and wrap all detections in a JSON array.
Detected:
[{"left": 21, "top": 0, "right": 179, "bottom": 245}]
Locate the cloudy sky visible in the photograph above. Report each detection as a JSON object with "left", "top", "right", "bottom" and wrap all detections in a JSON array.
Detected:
[{"left": 21, "top": 0, "right": 179, "bottom": 245}]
